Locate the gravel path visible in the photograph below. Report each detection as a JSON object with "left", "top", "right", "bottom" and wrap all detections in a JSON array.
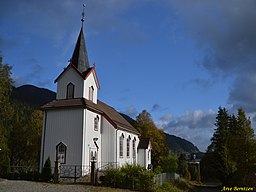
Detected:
[{"left": 0, "top": 179, "right": 131, "bottom": 192}]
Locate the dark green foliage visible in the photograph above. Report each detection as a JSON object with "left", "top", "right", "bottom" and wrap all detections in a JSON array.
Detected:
[
  {"left": 41, "top": 157, "right": 52, "bottom": 182},
  {"left": 102, "top": 163, "right": 154, "bottom": 191},
  {"left": 188, "top": 163, "right": 200, "bottom": 182},
  {"left": 0, "top": 55, "right": 43, "bottom": 179},
  {"left": 160, "top": 151, "right": 178, "bottom": 173},
  {"left": 156, "top": 181, "right": 184, "bottom": 192},
  {"left": 9, "top": 103, "right": 43, "bottom": 167},
  {"left": 202, "top": 107, "right": 256, "bottom": 185},
  {"left": 0, "top": 55, "right": 13, "bottom": 177},
  {"left": 177, "top": 154, "right": 188, "bottom": 177},
  {"left": 184, "top": 169, "right": 191, "bottom": 181}
]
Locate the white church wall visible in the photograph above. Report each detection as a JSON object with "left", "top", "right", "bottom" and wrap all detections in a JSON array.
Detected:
[
  {"left": 101, "top": 117, "right": 116, "bottom": 166},
  {"left": 83, "top": 71, "right": 98, "bottom": 103},
  {"left": 138, "top": 145, "right": 151, "bottom": 168},
  {"left": 138, "top": 149, "right": 145, "bottom": 168},
  {"left": 116, "top": 130, "right": 139, "bottom": 167},
  {"left": 40, "top": 108, "right": 83, "bottom": 169},
  {"left": 82, "top": 109, "right": 102, "bottom": 168},
  {"left": 56, "top": 67, "right": 84, "bottom": 99}
]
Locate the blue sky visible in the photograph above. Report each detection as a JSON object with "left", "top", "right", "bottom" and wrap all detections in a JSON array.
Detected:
[{"left": 1, "top": 0, "right": 256, "bottom": 151}]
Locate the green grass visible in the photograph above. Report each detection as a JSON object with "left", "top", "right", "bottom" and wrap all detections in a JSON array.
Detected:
[
  {"left": 82, "top": 185, "right": 132, "bottom": 191},
  {"left": 156, "top": 178, "right": 199, "bottom": 192}
]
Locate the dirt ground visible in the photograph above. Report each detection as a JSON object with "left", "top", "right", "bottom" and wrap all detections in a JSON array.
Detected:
[{"left": 0, "top": 179, "right": 131, "bottom": 192}]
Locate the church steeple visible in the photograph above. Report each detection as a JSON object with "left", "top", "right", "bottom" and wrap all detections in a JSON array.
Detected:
[{"left": 70, "top": 4, "right": 90, "bottom": 73}]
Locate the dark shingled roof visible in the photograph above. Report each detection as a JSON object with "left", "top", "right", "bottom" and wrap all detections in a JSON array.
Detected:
[
  {"left": 41, "top": 98, "right": 139, "bottom": 134},
  {"left": 138, "top": 138, "right": 150, "bottom": 149},
  {"left": 71, "top": 27, "right": 90, "bottom": 73}
]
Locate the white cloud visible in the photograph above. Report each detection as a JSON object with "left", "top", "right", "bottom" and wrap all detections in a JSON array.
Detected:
[{"left": 157, "top": 109, "right": 216, "bottom": 151}]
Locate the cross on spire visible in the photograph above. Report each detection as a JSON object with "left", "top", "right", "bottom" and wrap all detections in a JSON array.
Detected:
[{"left": 81, "top": 4, "right": 85, "bottom": 27}]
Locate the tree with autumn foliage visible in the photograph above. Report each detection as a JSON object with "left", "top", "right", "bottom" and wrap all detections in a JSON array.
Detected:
[{"left": 136, "top": 110, "right": 173, "bottom": 171}]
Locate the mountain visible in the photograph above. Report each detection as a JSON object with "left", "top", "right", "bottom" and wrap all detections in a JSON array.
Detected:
[
  {"left": 12, "top": 84, "right": 202, "bottom": 156},
  {"left": 164, "top": 133, "right": 202, "bottom": 156},
  {"left": 11, "top": 85, "right": 56, "bottom": 108}
]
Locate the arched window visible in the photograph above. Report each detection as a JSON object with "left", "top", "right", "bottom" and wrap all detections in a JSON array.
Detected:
[
  {"left": 119, "top": 134, "right": 124, "bottom": 158},
  {"left": 127, "top": 136, "right": 131, "bottom": 158},
  {"left": 132, "top": 138, "right": 136, "bottom": 159},
  {"left": 89, "top": 86, "right": 94, "bottom": 101},
  {"left": 66, "top": 82, "right": 74, "bottom": 99},
  {"left": 56, "top": 142, "right": 67, "bottom": 164},
  {"left": 94, "top": 115, "right": 99, "bottom": 131}
]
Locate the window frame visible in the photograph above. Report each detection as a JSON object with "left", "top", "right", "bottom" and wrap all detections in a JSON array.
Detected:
[
  {"left": 56, "top": 142, "right": 67, "bottom": 164},
  {"left": 89, "top": 86, "right": 94, "bottom": 101},
  {"left": 94, "top": 115, "right": 99, "bottom": 131},
  {"left": 127, "top": 136, "right": 131, "bottom": 158},
  {"left": 66, "top": 82, "right": 75, "bottom": 99},
  {"left": 132, "top": 138, "right": 136, "bottom": 159},
  {"left": 119, "top": 134, "right": 124, "bottom": 158}
]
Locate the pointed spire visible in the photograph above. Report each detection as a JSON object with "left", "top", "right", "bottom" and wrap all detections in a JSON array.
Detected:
[{"left": 70, "top": 4, "right": 90, "bottom": 73}]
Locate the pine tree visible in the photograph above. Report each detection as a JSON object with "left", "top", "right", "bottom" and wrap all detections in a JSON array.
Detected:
[
  {"left": 229, "top": 108, "right": 256, "bottom": 185},
  {"left": 203, "top": 107, "right": 256, "bottom": 185},
  {"left": 210, "top": 107, "right": 236, "bottom": 183}
]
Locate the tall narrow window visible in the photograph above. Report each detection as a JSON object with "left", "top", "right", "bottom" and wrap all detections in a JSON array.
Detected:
[
  {"left": 89, "top": 86, "right": 94, "bottom": 101},
  {"left": 56, "top": 142, "right": 67, "bottom": 164},
  {"left": 94, "top": 115, "right": 99, "bottom": 131},
  {"left": 67, "top": 82, "right": 74, "bottom": 99},
  {"left": 132, "top": 138, "right": 136, "bottom": 159},
  {"left": 119, "top": 134, "right": 124, "bottom": 158},
  {"left": 127, "top": 136, "right": 131, "bottom": 158}
]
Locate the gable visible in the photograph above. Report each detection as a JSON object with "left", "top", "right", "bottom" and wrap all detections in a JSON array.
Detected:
[
  {"left": 55, "top": 66, "right": 84, "bottom": 100},
  {"left": 55, "top": 64, "right": 100, "bottom": 89}
]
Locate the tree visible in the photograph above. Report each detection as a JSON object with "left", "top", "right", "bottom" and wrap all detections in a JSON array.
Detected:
[
  {"left": 0, "top": 55, "right": 13, "bottom": 175},
  {"left": 177, "top": 154, "right": 188, "bottom": 177},
  {"left": 210, "top": 107, "right": 236, "bottom": 184},
  {"left": 41, "top": 156, "right": 52, "bottom": 182},
  {"left": 228, "top": 109, "right": 256, "bottom": 185},
  {"left": 136, "top": 110, "right": 170, "bottom": 168},
  {"left": 9, "top": 102, "right": 43, "bottom": 166},
  {"left": 203, "top": 107, "right": 256, "bottom": 185},
  {"left": 160, "top": 151, "right": 178, "bottom": 173}
]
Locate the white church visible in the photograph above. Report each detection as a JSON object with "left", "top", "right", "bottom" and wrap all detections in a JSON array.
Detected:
[{"left": 40, "top": 18, "right": 151, "bottom": 173}]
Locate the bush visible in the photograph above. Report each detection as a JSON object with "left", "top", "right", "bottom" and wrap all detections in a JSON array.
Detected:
[
  {"left": 41, "top": 157, "right": 52, "bottom": 182},
  {"left": 184, "top": 169, "right": 191, "bottom": 181},
  {"left": 0, "top": 154, "right": 10, "bottom": 177},
  {"left": 102, "top": 163, "right": 154, "bottom": 191}
]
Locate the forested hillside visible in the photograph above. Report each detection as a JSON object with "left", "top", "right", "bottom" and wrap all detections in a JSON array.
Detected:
[{"left": 0, "top": 56, "right": 43, "bottom": 176}]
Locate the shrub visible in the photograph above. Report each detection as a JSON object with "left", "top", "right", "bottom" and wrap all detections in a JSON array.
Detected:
[
  {"left": 41, "top": 157, "right": 52, "bottom": 182},
  {"left": 0, "top": 154, "right": 10, "bottom": 177},
  {"left": 102, "top": 163, "right": 154, "bottom": 191},
  {"left": 184, "top": 169, "right": 191, "bottom": 181}
]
